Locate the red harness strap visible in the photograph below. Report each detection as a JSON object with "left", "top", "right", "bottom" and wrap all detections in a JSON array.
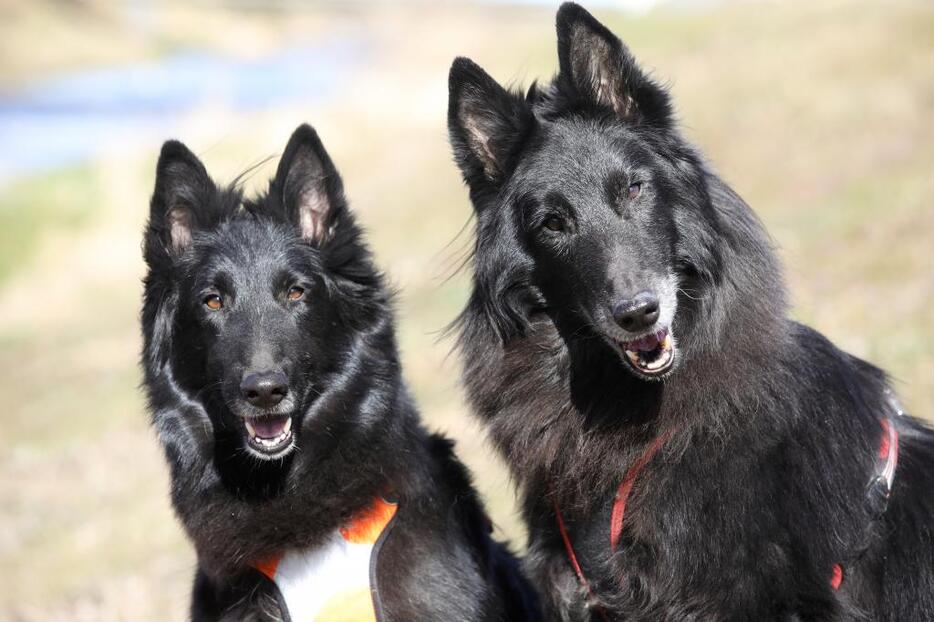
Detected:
[
  {"left": 832, "top": 414, "right": 900, "bottom": 591},
  {"left": 877, "top": 417, "right": 899, "bottom": 493},
  {"left": 554, "top": 412, "right": 901, "bottom": 602},
  {"left": 554, "top": 500, "right": 589, "bottom": 588},
  {"left": 609, "top": 431, "right": 673, "bottom": 552},
  {"left": 554, "top": 498, "right": 610, "bottom": 622},
  {"left": 553, "top": 431, "right": 672, "bottom": 618}
]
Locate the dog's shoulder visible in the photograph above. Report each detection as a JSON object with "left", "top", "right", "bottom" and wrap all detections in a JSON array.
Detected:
[{"left": 371, "top": 432, "right": 541, "bottom": 621}]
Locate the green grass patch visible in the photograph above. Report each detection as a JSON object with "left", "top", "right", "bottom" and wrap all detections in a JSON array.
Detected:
[{"left": 0, "top": 165, "right": 100, "bottom": 284}]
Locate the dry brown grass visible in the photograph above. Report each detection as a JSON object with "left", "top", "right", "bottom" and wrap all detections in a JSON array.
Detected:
[{"left": 1, "top": 2, "right": 931, "bottom": 619}]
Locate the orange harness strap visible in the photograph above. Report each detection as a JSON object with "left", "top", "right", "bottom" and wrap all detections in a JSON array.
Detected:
[{"left": 251, "top": 496, "right": 398, "bottom": 622}]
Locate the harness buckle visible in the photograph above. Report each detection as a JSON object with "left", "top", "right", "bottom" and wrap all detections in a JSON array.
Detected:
[{"left": 865, "top": 474, "right": 891, "bottom": 518}]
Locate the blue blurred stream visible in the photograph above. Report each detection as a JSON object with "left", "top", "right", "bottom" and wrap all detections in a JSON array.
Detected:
[{"left": 0, "top": 37, "right": 370, "bottom": 184}]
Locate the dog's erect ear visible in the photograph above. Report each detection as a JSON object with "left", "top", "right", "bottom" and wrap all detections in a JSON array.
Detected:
[
  {"left": 448, "top": 57, "right": 534, "bottom": 189},
  {"left": 556, "top": 2, "right": 671, "bottom": 127},
  {"left": 274, "top": 124, "right": 344, "bottom": 245},
  {"left": 150, "top": 140, "right": 214, "bottom": 255}
]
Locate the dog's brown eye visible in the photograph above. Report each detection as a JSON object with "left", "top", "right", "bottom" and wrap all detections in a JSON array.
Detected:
[
  {"left": 628, "top": 182, "right": 642, "bottom": 200},
  {"left": 543, "top": 216, "right": 565, "bottom": 232},
  {"left": 287, "top": 286, "right": 305, "bottom": 302},
  {"left": 204, "top": 294, "right": 223, "bottom": 311}
]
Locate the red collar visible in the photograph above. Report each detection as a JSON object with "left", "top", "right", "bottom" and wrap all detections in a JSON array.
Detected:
[{"left": 554, "top": 403, "right": 902, "bottom": 603}]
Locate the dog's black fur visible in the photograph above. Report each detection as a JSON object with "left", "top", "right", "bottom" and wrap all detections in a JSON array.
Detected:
[
  {"left": 141, "top": 124, "right": 539, "bottom": 621},
  {"left": 447, "top": 4, "right": 934, "bottom": 620}
]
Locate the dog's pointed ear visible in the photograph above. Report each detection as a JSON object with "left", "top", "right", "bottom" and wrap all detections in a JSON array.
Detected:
[
  {"left": 150, "top": 140, "right": 214, "bottom": 256},
  {"left": 448, "top": 57, "right": 534, "bottom": 190},
  {"left": 556, "top": 2, "right": 671, "bottom": 127},
  {"left": 274, "top": 124, "right": 344, "bottom": 245}
]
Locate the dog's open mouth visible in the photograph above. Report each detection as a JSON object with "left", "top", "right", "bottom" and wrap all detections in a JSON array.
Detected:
[
  {"left": 616, "top": 327, "right": 675, "bottom": 378},
  {"left": 242, "top": 414, "right": 294, "bottom": 458}
]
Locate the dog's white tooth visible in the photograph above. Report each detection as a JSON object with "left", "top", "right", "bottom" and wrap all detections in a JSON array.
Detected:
[
  {"left": 244, "top": 420, "right": 256, "bottom": 438},
  {"left": 661, "top": 333, "right": 671, "bottom": 350},
  {"left": 283, "top": 417, "right": 292, "bottom": 433},
  {"left": 625, "top": 350, "right": 641, "bottom": 365}
]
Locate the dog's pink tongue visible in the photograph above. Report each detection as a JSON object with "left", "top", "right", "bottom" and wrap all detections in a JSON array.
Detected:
[
  {"left": 632, "top": 333, "right": 660, "bottom": 352},
  {"left": 251, "top": 415, "right": 288, "bottom": 439}
]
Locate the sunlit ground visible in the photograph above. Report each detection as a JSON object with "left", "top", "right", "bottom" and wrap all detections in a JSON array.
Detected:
[{"left": 1, "top": 1, "right": 932, "bottom": 619}]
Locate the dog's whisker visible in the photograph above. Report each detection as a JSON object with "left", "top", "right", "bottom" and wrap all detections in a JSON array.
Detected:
[{"left": 677, "top": 287, "right": 707, "bottom": 301}]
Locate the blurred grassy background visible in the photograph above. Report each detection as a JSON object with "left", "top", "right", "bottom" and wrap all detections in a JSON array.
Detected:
[{"left": 0, "top": 1, "right": 931, "bottom": 619}]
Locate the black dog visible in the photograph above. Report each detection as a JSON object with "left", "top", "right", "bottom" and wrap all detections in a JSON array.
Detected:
[
  {"left": 447, "top": 3, "right": 934, "bottom": 620},
  {"left": 142, "top": 124, "right": 539, "bottom": 621}
]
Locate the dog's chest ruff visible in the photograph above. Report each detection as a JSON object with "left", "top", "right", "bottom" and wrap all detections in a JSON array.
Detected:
[
  {"left": 252, "top": 497, "right": 398, "bottom": 622},
  {"left": 553, "top": 393, "right": 905, "bottom": 610}
]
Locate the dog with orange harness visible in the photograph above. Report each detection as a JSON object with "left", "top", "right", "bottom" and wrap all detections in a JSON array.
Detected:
[{"left": 141, "top": 124, "right": 540, "bottom": 621}]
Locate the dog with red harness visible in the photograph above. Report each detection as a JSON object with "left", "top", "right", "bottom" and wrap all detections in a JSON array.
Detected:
[{"left": 446, "top": 3, "right": 934, "bottom": 619}]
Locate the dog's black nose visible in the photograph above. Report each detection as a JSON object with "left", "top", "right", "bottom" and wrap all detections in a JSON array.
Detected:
[
  {"left": 240, "top": 371, "right": 289, "bottom": 409},
  {"left": 612, "top": 291, "right": 660, "bottom": 332}
]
